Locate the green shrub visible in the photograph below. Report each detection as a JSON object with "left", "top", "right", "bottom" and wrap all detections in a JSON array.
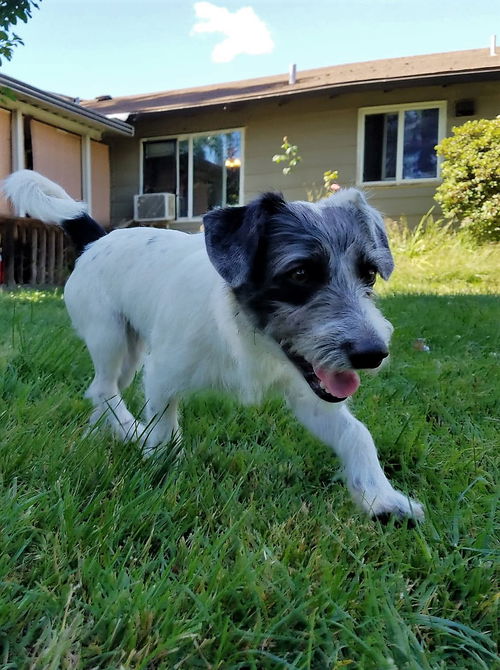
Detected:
[{"left": 434, "top": 117, "right": 500, "bottom": 242}]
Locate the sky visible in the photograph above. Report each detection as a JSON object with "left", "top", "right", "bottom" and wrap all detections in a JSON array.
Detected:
[{"left": 1, "top": 0, "right": 499, "bottom": 100}]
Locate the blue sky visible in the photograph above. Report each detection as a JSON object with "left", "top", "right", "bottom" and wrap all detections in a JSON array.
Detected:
[{"left": 1, "top": 0, "right": 499, "bottom": 100}]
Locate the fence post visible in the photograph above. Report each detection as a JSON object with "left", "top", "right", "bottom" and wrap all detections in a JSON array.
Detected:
[
  {"left": 31, "top": 227, "right": 38, "bottom": 285},
  {"left": 4, "top": 221, "right": 15, "bottom": 286},
  {"left": 48, "top": 229, "right": 56, "bottom": 284},
  {"left": 0, "top": 217, "right": 70, "bottom": 287},
  {"left": 57, "top": 231, "right": 65, "bottom": 285},
  {"left": 39, "top": 227, "right": 47, "bottom": 285}
]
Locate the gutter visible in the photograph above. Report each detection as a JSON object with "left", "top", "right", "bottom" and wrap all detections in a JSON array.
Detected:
[{"left": 0, "top": 73, "right": 134, "bottom": 136}]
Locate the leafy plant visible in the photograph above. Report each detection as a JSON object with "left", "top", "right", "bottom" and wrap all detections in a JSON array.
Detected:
[
  {"left": 272, "top": 136, "right": 340, "bottom": 200},
  {"left": 305, "top": 169, "right": 340, "bottom": 202},
  {"left": 0, "top": 0, "right": 42, "bottom": 65},
  {"left": 272, "top": 136, "right": 302, "bottom": 175},
  {"left": 434, "top": 117, "right": 500, "bottom": 242}
]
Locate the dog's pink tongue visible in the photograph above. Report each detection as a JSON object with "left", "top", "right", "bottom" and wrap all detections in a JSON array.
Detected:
[{"left": 314, "top": 367, "right": 361, "bottom": 398}]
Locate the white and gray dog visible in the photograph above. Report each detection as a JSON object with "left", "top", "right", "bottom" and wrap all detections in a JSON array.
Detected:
[{"left": 3, "top": 170, "right": 423, "bottom": 523}]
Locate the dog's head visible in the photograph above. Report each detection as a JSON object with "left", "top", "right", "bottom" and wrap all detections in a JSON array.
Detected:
[{"left": 203, "top": 190, "right": 394, "bottom": 402}]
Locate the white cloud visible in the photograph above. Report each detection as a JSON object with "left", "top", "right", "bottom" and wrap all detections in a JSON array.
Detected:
[{"left": 192, "top": 2, "right": 274, "bottom": 63}]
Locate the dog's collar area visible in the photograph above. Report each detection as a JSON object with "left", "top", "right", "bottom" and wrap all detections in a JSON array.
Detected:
[{"left": 279, "top": 341, "right": 346, "bottom": 403}]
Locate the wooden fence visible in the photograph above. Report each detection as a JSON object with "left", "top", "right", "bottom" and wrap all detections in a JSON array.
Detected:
[{"left": 0, "top": 217, "right": 71, "bottom": 287}]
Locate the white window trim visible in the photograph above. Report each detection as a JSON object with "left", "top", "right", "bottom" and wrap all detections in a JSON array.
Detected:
[
  {"left": 140, "top": 127, "right": 245, "bottom": 220},
  {"left": 11, "top": 109, "right": 24, "bottom": 172},
  {"left": 81, "top": 134, "right": 92, "bottom": 214},
  {"left": 356, "top": 101, "right": 447, "bottom": 186}
]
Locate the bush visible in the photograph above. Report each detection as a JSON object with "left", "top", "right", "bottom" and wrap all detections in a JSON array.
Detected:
[{"left": 434, "top": 117, "right": 500, "bottom": 242}]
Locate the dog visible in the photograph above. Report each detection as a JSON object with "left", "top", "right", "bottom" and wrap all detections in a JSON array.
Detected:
[{"left": 2, "top": 169, "right": 424, "bottom": 523}]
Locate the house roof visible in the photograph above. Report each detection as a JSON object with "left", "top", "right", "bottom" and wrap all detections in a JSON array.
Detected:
[
  {"left": 0, "top": 73, "right": 134, "bottom": 136},
  {"left": 82, "top": 48, "right": 500, "bottom": 118}
]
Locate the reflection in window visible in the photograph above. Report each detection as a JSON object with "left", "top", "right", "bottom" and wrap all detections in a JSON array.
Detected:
[
  {"left": 363, "top": 113, "right": 397, "bottom": 182},
  {"left": 403, "top": 109, "right": 439, "bottom": 179},
  {"left": 193, "top": 132, "right": 241, "bottom": 216},
  {"left": 178, "top": 139, "right": 189, "bottom": 218},
  {"left": 362, "top": 106, "right": 441, "bottom": 182},
  {"left": 143, "top": 139, "right": 176, "bottom": 194},
  {"left": 142, "top": 130, "right": 242, "bottom": 219}
]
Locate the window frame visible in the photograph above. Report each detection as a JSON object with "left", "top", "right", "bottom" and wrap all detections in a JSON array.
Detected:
[
  {"left": 139, "top": 127, "right": 245, "bottom": 220},
  {"left": 356, "top": 101, "right": 447, "bottom": 186}
]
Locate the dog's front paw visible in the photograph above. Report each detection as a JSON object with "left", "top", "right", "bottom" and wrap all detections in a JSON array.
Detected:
[
  {"left": 123, "top": 420, "right": 147, "bottom": 442},
  {"left": 353, "top": 485, "right": 424, "bottom": 524},
  {"left": 372, "top": 494, "right": 425, "bottom": 527},
  {"left": 141, "top": 430, "right": 183, "bottom": 461}
]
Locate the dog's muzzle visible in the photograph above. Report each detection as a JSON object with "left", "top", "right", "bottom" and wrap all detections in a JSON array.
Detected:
[{"left": 279, "top": 341, "right": 361, "bottom": 403}]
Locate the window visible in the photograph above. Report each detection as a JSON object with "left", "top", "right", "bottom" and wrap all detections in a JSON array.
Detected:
[
  {"left": 142, "top": 129, "right": 243, "bottom": 218},
  {"left": 358, "top": 102, "right": 446, "bottom": 184}
]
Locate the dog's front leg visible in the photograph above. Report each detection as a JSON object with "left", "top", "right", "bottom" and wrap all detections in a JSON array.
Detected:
[
  {"left": 288, "top": 393, "right": 424, "bottom": 522},
  {"left": 141, "top": 356, "right": 182, "bottom": 458}
]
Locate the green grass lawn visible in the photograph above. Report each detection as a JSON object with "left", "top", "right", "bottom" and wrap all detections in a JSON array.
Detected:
[{"left": 0, "top": 238, "right": 498, "bottom": 669}]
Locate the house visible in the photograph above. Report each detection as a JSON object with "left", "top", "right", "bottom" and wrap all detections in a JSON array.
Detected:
[
  {"left": 0, "top": 72, "right": 134, "bottom": 224},
  {"left": 83, "top": 47, "right": 500, "bottom": 230},
  {"left": 0, "top": 73, "right": 133, "bottom": 285}
]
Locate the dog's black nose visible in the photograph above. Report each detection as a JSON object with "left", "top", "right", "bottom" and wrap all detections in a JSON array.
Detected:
[{"left": 345, "top": 340, "right": 389, "bottom": 369}]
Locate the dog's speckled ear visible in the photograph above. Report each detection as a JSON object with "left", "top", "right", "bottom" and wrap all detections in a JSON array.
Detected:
[
  {"left": 356, "top": 192, "right": 394, "bottom": 280},
  {"left": 203, "top": 192, "right": 285, "bottom": 287},
  {"left": 320, "top": 189, "right": 394, "bottom": 280}
]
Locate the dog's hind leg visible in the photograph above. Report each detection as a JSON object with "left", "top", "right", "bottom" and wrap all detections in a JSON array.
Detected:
[
  {"left": 118, "top": 324, "right": 145, "bottom": 392},
  {"left": 83, "top": 318, "right": 145, "bottom": 441}
]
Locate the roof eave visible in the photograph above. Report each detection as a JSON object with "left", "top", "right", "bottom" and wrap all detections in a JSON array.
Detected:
[
  {"left": 0, "top": 73, "right": 135, "bottom": 136},
  {"left": 128, "top": 67, "right": 500, "bottom": 119}
]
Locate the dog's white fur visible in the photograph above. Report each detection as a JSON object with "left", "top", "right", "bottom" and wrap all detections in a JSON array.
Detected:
[{"left": 2, "top": 170, "right": 424, "bottom": 521}]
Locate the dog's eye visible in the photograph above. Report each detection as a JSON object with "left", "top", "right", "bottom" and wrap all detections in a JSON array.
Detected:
[
  {"left": 359, "top": 264, "right": 377, "bottom": 286},
  {"left": 287, "top": 266, "right": 309, "bottom": 284}
]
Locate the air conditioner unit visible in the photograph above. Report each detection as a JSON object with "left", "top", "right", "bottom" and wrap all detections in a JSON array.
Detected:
[{"left": 134, "top": 193, "right": 176, "bottom": 222}]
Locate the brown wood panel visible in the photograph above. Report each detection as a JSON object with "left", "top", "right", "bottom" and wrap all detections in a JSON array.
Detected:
[
  {"left": 31, "top": 119, "right": 82, "bottom": 200},
  {"left": 90, "top": 141, "right": 110, "bottom": 226}
]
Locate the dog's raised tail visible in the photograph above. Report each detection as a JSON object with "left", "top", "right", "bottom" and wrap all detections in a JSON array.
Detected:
[{"left": 1, "top": 169, "right": 106, "bottom": 255}]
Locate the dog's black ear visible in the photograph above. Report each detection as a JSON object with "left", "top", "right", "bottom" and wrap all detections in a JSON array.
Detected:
[
  {"left": 320, "top": 189, "right": 394, "bottom": 279},
  {"left": 203, "top": 192, "right": 285, "bottom": 287}
]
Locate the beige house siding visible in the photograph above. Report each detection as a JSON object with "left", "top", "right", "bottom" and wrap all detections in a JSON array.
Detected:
[{"left": 108, "top": 80, "right": 500, "bottom": 227}]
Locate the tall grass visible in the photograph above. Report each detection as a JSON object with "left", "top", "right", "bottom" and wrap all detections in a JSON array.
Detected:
[{"left": 383, "top": 211, "right": 500, "bottom": 296}]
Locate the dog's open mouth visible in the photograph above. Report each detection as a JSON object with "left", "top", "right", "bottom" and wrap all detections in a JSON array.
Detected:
[{"left": 280, "top": 342, "right": 360, "bottom": 403}]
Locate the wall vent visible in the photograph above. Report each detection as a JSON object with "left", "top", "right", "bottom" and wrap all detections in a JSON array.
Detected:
[{"left": 455, "top": 99, "right": 475, "bottom": 117}]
